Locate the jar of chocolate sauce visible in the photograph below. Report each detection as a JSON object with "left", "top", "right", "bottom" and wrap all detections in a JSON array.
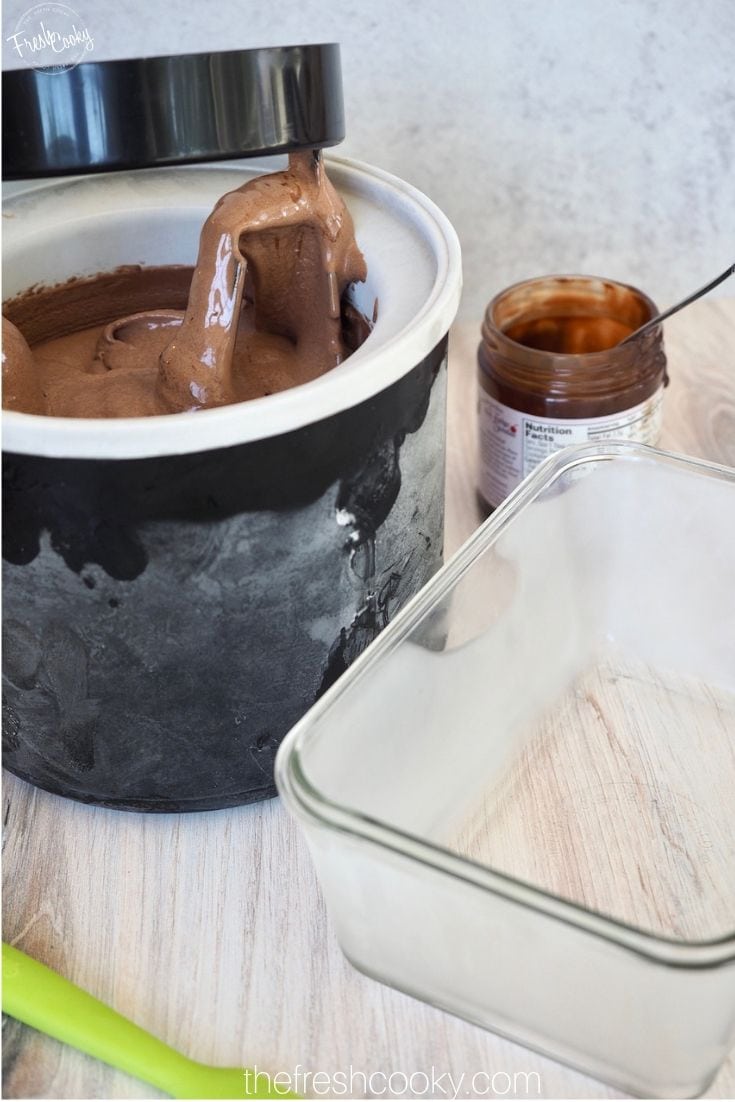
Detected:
[{"left": 477, "top": 275, "right": 668, "bottom": 509}]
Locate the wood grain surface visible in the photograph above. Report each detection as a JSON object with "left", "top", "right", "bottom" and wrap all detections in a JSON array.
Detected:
[{"left": 3, "top": 299, "right": 735, "bottom": 1100}]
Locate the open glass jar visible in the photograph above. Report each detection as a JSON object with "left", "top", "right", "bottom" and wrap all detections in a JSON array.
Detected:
[{"left": 477, "top": 274, "right": 668, "bottom": 509}]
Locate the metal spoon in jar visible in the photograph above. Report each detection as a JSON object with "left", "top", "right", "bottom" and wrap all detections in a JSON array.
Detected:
[{"left": 619, "top": 262, "right": 735, "bottom": 345}]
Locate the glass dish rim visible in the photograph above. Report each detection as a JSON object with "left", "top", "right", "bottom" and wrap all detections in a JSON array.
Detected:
[{"left": 275, "top": 441, "right": 735, "bottom": 968}]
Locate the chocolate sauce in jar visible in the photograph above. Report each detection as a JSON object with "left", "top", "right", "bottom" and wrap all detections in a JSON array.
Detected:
[{"left": 477, "top": 275, "right": 668, "bottom": 509}]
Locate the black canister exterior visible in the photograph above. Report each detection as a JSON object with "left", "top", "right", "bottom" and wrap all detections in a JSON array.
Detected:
[{"left": 3, "top": 340, "right": 447, "bottom": 811}]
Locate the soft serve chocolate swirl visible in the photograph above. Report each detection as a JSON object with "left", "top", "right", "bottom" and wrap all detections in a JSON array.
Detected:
[{"left": 2, "top": 153, "right": 368, "bottom": 418}]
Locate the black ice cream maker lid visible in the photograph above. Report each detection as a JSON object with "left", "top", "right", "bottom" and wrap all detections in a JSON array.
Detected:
[{"left": 2, "top": 43, "right": 345, "bottom": 178}]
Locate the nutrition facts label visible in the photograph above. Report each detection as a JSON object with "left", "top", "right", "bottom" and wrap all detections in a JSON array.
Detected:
[{"left": 478, "top": 388, "right": 664, "bottom": 508}]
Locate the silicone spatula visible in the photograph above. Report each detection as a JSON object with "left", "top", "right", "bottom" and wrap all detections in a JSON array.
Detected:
[{"left": 2, "top": 943, "right": 297, "bottom": 1099}]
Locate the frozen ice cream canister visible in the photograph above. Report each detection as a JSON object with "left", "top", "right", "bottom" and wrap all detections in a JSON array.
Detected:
[{"left": 2, "top": 77, "right": 461, "bottom": 810}]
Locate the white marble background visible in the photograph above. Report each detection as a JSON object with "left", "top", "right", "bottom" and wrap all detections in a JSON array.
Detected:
[{"left": 3, "top": 0, "right": 734, "bottom": 319}]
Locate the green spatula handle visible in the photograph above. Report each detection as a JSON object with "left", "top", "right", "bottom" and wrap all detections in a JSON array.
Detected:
[{"left": 2, "top": 942, "right": 292, "bottom": 1099}]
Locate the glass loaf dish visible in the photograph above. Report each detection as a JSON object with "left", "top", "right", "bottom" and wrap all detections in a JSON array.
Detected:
[{"left": 276, "top": 442, "right": 735, "bottom": 1099}]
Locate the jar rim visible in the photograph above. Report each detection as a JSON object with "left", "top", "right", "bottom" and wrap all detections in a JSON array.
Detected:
[{"left": 482, "top": 273, "right": 661, "bottom": 371}]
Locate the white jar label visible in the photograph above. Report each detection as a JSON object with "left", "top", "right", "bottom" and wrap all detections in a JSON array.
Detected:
[{"left": 478, "top": 387, "right": 664, "bottom": 508}]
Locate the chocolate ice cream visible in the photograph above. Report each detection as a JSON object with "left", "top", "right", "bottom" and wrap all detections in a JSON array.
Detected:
[
  {"left": 2, "top": 317, "right": 43, "bottom": 414},
  {"left": 2, "top": 153, "right": 368, "bottom": 417}
]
